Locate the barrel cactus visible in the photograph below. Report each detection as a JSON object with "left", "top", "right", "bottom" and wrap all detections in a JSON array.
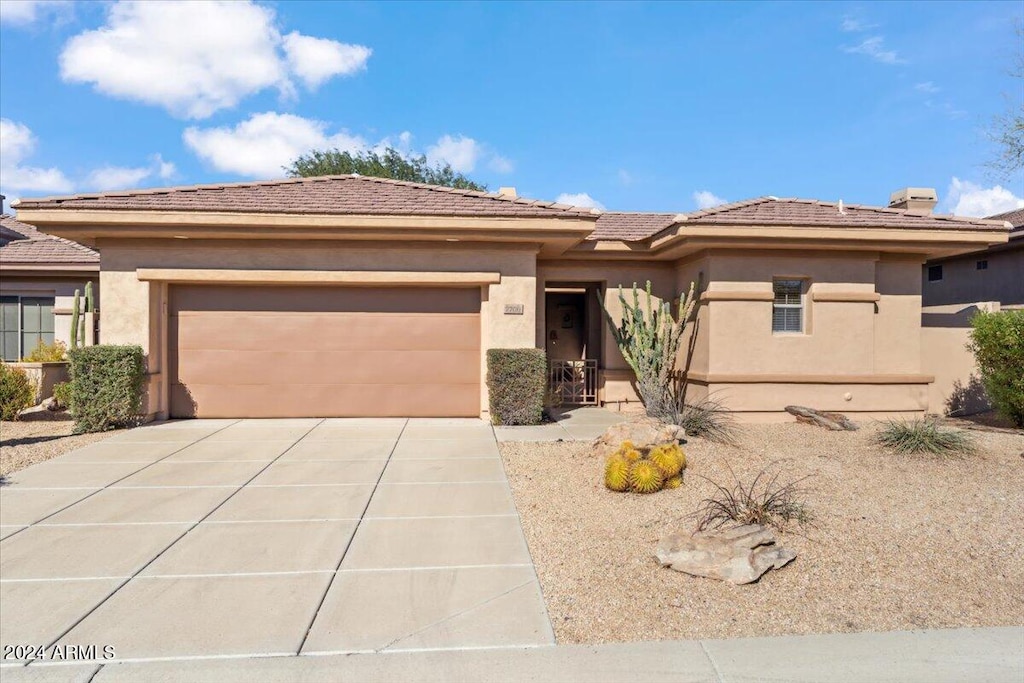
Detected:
[
  {"left": 629, "top": 460, "right": 664, "bottom": 494},
  {"left": 604, "top": 456, "right": 631, "bottom": 492},
  {"left": 664, "top": 474, "right": 683, "bottom": 489},
  {"left": 649, "top": 443, "right": 684, "bottom": 478}
]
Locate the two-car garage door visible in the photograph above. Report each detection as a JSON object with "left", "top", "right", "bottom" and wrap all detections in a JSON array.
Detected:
[{"left": 168, "top": 285, "right": 481, "bottom": 418}]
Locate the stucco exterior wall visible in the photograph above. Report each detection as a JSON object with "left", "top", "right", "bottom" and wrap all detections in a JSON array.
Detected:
[
  {"left": 98, "top": 239, "right": 537, "bottom": 419},
  {"left": 921, "top": 303, "right": 994, "bottom": 416}
]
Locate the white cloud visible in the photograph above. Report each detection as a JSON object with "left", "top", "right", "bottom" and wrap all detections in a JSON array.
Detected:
[
  {"left": 0, "top": 0, "right": 71, "bottom": 25},
  {"left": 693, "top": 190, "right": 727, "bottom": 210},
  {"left": 183, "top": 111, "right": 368, "bottom": 177},
  {"left": 617, "top": 169, "right": 634, "bottom": 186},
  {"left": 282, "top": 31, "right": 371, "bottom": 89},
  {"left": 153, "top": 153, "right": 176, "bottom": 180},
  {"left": 0, "top": 118, "right": 74, "bottom": 197},
  {"left": 59, "top": 1, "right": 371, "bottom": 119},
  {"left": 556, "top": 192, "right": 605, "bottom": 211},
  {"left": 85, "top": 165, "right": 153, "bottom": 191},
  {"left": 488, "top": 154, "right": 514, "bottom": 174},
  {"left": 945, "top": 177, "right": 1024, "bottom": 218},
  {"left": 426, "top": 135, "right": 481, "bottom": 173},
  {"left": 840, "top": 15, "right": 876, "bottom": 32},
  {"left": 843, "top": 36, "right": 905, "bottom": 65},
  {"left": 914, "top": 81, "right": 940, "bottom": 94}
]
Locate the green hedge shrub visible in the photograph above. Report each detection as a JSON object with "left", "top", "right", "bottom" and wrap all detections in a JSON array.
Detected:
[
  {"left": 487, "top": 348, "right": 547, "bottom": 425},
  {"left": 68, "top": 345, "right": 146, "bottom": 433},
  {"left": 52, "top": 382, "right": 73, "bottom": 411},
  {"left": 0, "top": 362, "right": 36, "bottom": 421},
  {"left": 969, "top": 310, "right": 1024, "bottom": 427}
]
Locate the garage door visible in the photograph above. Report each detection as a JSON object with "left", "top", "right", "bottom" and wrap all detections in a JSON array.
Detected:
[{"left": 168, "top": 285, "right": 480, "bottom": 418}]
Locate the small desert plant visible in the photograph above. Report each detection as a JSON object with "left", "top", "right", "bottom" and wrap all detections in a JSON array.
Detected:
[
  {"left": 0, "top": 362, "right": 36, "bottom": 421},
  {"left": 667, "top": 395, "right": 738, "bottom": 444},
  {"left": 695, "top": 465, "right": 813, "bottom": 532},
  {"left": 67, "top": 345, "right": 146, "bottom": 433},
  {"left": 649, "top": 443, "right": 685, "bottom": 478},
  {"left": 52, "top": 382, "right": 73, "bottom": 411},
  {"left": 22, "top": 340, "right": 67, "bottom": 362},
  {"left": 604, "top": 455, "right": 631, "bottom": 491},
  {"left": 486, "top": 348, "right": 547, "bottom": 425},
  {"left": 875, "top": 418, "right": 975, "bottom": 455},
  {"left": 968, "top": 310, "right": 1023, "bottom": 427}
]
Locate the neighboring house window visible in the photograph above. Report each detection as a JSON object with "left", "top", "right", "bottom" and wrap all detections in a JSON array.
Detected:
[
  {"left": 976, "top": 260, "right": 988, "bottom": 270},
  {"left": 772, "top": 280, "right": 803, "bottom": 333},
  {"left": 0, "top": 296, "right": 55, "bottom": 361},
  {"left": 927, "top": 265, "right": 943, "bottom": 281}
]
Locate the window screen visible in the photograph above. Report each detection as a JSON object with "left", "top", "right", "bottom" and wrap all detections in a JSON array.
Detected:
[
  {"left": 976, "top": 260, "right": 988, "bottom": 270},
  {"left": 0, "top": 296, "right": 17, "bottom": 361},
  {"left": 772, "top": 280, "right": 803, "bottom": 333},
  {"left": 20, "top": 297, "right": 55, "bottom": 359}
]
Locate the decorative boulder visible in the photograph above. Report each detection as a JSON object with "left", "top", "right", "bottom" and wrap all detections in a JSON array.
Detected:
[
  {"left": 655, "top": 524, "right": 796, "bottom": 585},
  {"left": 593, "top": 417, "right": 685, "bottom": 459}
]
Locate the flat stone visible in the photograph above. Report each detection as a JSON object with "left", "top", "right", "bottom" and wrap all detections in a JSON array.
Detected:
[{"left": 655, "top": 524, "right": 796, "bottom": 584}]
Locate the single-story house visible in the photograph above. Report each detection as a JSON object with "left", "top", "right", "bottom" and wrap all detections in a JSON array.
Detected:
[
  {"left": 12, "top": 176, "right": 1010, "bottom": 421},
  {"left": 922, "top": 207, "right": 1023, "bottom": 309},
  {"left": 0, "top": 211, "right": 99, "bottom": 361}
]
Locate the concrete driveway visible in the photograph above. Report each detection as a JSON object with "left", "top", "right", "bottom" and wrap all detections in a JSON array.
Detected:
[{"left": 0, "top": 418, "right": 553, "bottom": 666}]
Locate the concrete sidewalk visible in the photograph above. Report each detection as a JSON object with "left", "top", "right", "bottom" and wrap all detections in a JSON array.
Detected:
[{"left": 4, "top": 627, "right": 1020, "bottom": 682}]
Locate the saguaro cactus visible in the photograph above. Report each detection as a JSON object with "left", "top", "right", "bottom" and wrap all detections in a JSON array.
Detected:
[
  {"left": 598, "top": 280, "right": 696, "bottom": 418},
  {"left": 70, "top": 289, "right": 81, "bottom": 350}
]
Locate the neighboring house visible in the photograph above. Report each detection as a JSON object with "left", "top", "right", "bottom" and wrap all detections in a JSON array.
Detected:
[
  {"left": 13, "top": 177, "right": 1009, "bottom": 421},
  {"left": 0, "top": 212, "right": 99, "bottom": 361},
  {"left": 922, "top": 207, "right": 1024, "bottom": 308}
]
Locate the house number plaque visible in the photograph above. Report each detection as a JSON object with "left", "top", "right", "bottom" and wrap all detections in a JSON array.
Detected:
[{"left": 504, "top": 304, "right": 525, "bottom": 315}]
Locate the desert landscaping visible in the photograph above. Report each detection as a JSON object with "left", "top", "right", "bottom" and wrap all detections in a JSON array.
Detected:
[{"left": 500, "top": 420, "right": 1024, "bottom": 644}]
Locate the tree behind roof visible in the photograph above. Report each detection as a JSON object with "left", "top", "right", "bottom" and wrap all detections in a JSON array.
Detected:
[{"left": 286, "top": 147, "right": 487, "bottom": 191}]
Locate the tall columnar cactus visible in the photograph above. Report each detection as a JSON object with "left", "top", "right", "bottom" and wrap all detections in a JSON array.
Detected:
[
  {"left": 84, "top": 281, "right": 94, "bottom": 312},
  {"left": 81, "top": 281, "right": 92, "bottom": 344},
  {"left": 70, "top": 289, "right": 81, "bottom": 350},
  {"left": 599, "top": 280, "right": 696, "bottom": 418}
]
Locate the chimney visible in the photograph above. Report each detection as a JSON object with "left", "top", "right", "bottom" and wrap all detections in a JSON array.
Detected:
[
  {"left": 497, "top": 186, "right": 517, "bottom": 198},
  {"left": 888, "top": 187, "right": 937, "bottom": 213}
]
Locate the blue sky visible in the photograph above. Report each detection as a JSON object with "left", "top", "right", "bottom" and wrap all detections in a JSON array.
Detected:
[{"left": 1, "top": 0, "right": 1021, "bottom": 216}]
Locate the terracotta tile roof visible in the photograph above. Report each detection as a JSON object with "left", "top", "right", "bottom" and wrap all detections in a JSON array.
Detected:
[
  {"left": 586, "top": 212, "right": 679, "bottom": 241},
  {"left": 678, "top": 197, "right": 1009, "bottom": 232},
  {"left": 0, "top": 214, "right": 99, "bottom": 267},
  {"left": 13, "top": 175, "right": 597, "bottom": 219},
  {"left": 986, "top": 207, "right": 1024, "bottom": 230}
]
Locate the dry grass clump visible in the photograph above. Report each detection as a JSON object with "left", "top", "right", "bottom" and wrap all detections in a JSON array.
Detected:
[
  {"left": 670, "top": 395, "right": 739, "bottom": 444},
  {"left": 875, "top": 418, "right": 975, "bottom": 455},
  {"left": 694, "top": 464, "right": 813, "bottom": 532}
]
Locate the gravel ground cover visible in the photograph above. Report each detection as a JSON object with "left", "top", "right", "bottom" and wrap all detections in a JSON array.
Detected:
[
  {"left": 500, "top": 422, "right": 1024, "bottom": 643},
  {"left": 1, "top": 412, "right": 116, "bottom": 478}
]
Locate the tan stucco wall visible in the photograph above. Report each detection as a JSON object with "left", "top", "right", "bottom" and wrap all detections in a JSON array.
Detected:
[
  {"left": 0, "top": 275, "right": 99, "bottom": 353},
  {"left": 920, "top": 303, "right": 994, "bottom": 416},
  {"left": 98, "top": 239, "right": 537, "bottom": 419}
]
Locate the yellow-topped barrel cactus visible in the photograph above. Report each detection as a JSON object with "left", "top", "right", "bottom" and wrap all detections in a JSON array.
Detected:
[
  {"left": 604, "top": 455, "right": 631, "bottom": 492},
  {"left": 649, "top": 443, "right": 686, "bottom": 478},
  {"left": 629, "top": 460, "right": 664, "bottom": 493},
  {"left": 664, "top": 474, "right": 683, "bottom": 489}
]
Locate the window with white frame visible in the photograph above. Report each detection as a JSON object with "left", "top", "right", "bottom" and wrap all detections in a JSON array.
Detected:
[
  {"left": 772, "top": 280, "right": 803, "bottom": 333},
  {"left": 0, "top": 296, "right": 55, "bottom": 361}
]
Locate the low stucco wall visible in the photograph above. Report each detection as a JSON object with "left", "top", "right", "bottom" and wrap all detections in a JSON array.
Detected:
[
  {"left": 921, "top": 303, "right": 993, "bottom": 416},
  {"left": 10, "top": 362, "right": 69, "bottom": 403}
]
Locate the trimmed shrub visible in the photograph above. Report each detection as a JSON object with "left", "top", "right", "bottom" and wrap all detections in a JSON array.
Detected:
[
  {"left": 22, "top": 340, "right": 67, "bottom": 362},
  {"left": 0, "top": 362, "right": 36, "bottom": 421},
  {"left": 52, "top": 381, "right": 73, "bottom": 411},
  {"left": 968, "top": 310, "right": 1024, "bottom": 427},
  {"left": 487, "top": 348, "right": 547, "bottom": 425},
  {"left": 68, "top": 345, "right": 146, "bottom": 433}
]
